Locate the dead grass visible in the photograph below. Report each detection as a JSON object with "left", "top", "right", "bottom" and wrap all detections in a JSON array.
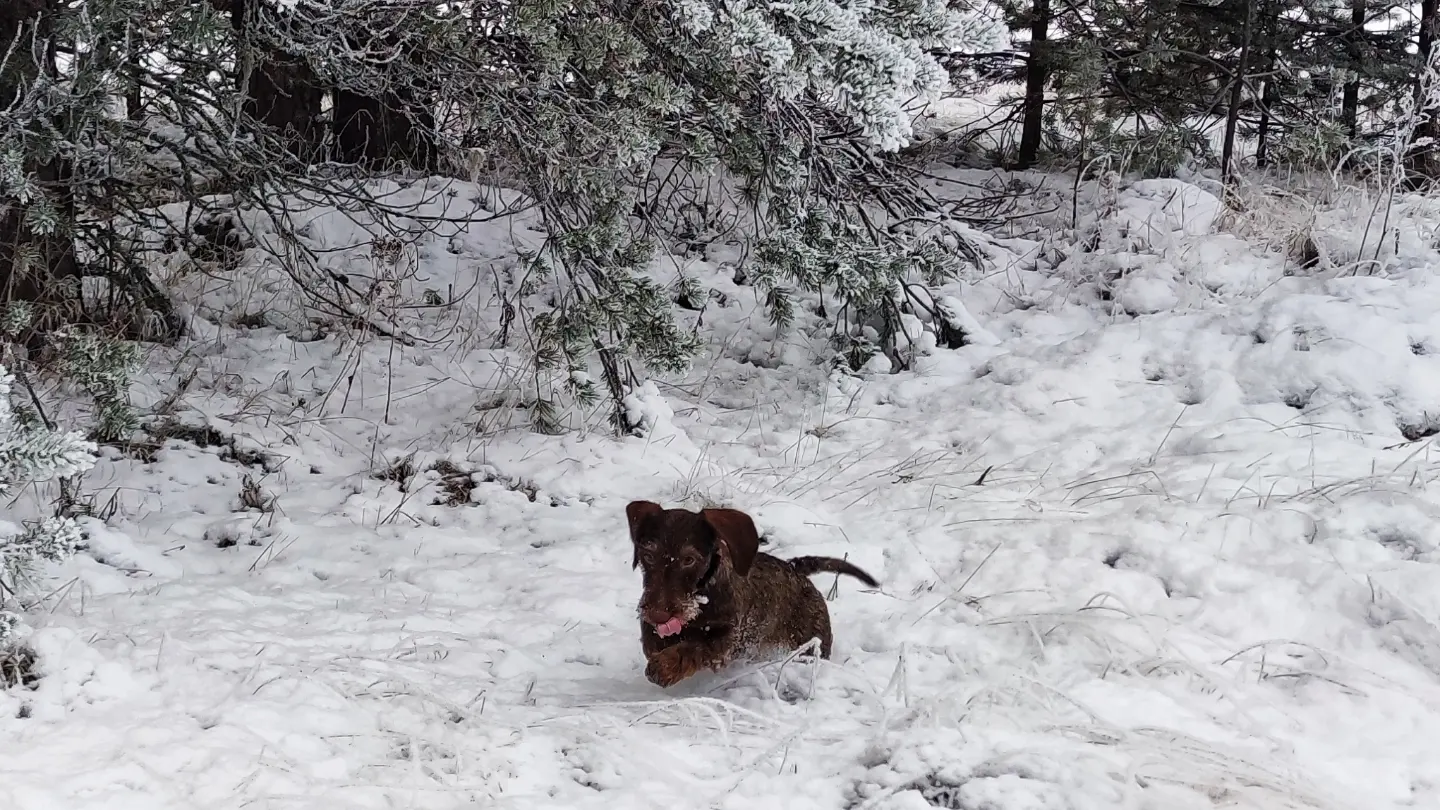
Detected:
[
  {"left": 1, "top": 644, "right": 39, "bottom": 690},
  {"left": 428, "top": 460, "right": 477, "bottom": 506}
]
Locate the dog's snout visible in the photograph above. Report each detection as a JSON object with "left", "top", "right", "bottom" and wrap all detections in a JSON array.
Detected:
[{"left": 642, "top": 606, "right": 674, "bottom": 626}]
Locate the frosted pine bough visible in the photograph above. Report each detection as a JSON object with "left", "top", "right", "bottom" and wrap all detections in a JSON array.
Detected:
[
  {"left": 675, "top": 0, "right": 1004, "bottom": 151},
  {"left": 455, "top": 0, "right": 1005, "bottom": 427},
  {"left": 0, "top": 366, "right": 96, "bottom": 646}
]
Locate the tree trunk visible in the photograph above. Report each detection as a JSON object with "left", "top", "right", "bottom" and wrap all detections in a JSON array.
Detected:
[
  {"left": 1221, "top": 0, "right": 1255, "bottom": 189},
  {"left": 232, "top": 0, "right": 324, "bottom": 163},
  {"left": 332, "top": 87, "right": 436, "bottom": 172},
  {"left": 126, "top": 82, "right": 143, "bottom": 121},
  {"left": 1342, "top": 0, "right": 1365, "bottom": 139},
  {"left": 1407, "top": 0, "right": 1440, "bottom": 188},
  {"left": 1255, "top": 43, "right": 1278, "bottom": 168},
  {"left": 1015, "top": 0, "right": 1050, "bottom": 170},
  {"left": 126, "top": 46, "right": 144, "bottom": 122}
]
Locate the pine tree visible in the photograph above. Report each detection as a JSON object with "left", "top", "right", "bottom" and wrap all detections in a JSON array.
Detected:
[
  {"left": 991, "top": 0, "right": 1415, "bottom": 175},
  {"left": 436, "top": 0, "right": 1006, "bottom": 427}
]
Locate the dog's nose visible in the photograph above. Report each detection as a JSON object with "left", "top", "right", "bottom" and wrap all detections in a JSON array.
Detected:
[{"left": 642, "top": 607, "right": 674, "bottom": 626}]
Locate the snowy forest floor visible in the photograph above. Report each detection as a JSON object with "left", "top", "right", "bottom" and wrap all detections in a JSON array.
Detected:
[{"left": 6, "top": 167, "right": 1440, "bottom": 810}]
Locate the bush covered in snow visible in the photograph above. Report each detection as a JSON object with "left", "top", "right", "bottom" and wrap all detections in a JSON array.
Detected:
[{"left": 0, "top": 365, "right": 96, "bottom": 648}]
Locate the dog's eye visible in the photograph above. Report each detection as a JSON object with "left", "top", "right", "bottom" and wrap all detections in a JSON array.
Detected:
[{"left": 681, "top": 554, "right": 701, "bottom": 568}]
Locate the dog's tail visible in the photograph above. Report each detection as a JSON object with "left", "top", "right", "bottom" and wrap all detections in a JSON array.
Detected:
[{"left": 788, "top": 556, "right": 879, "bottom": 589}]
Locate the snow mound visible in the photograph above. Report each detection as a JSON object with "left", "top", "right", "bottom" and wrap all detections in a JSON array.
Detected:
[{"left": 1115, "top": 179, "right": 1221, "bottom": 242}]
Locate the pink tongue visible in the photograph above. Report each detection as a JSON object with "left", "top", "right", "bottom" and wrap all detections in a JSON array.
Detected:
[{"left": 656, "top": 617, "right": 684, "bottom": 638}]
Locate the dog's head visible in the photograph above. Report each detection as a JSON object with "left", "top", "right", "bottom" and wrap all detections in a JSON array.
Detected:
[{"left": 625, "top": 501, "right": 760, "bottom": 638}]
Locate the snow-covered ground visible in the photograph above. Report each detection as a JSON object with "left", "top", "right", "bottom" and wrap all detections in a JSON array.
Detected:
[{"left": 6, "top": 171, "right": 1440, "bottom": 810}]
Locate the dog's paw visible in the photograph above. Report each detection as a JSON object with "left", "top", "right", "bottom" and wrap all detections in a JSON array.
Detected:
[{"left": 645, "top": 645, "right": 704, "bottom": 688}]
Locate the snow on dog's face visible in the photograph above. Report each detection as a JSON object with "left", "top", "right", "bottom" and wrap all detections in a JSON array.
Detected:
[{"left": 625, "top": 501, "right": 758, "bottom": 638}]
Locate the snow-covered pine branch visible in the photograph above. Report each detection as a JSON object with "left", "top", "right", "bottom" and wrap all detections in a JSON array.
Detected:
[{"left": 0, "top": 365, "right": 96, "bottom": 646}]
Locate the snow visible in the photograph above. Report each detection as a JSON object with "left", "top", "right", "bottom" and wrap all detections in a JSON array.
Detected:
[{"left": 6, "top": 172, "right": 1440, "bottom": 810}]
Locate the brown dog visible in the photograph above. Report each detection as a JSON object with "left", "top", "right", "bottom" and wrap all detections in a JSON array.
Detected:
[{"left": 625, "top": 500, "right": 878, "bottom": 688}]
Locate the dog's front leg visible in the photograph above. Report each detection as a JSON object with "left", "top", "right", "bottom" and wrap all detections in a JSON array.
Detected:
[{"left": 644, "top": 631, "right": 731, "bottom": 688}]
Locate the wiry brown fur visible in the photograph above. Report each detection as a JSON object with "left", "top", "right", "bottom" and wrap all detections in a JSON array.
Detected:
[{"left": 625, "top": 501, "right": 879, "bottom": 688}]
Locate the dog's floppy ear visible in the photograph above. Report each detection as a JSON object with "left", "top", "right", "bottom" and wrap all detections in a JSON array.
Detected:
[
  {"left": 700, "top": 508, "right": 760, "bottom": 577},
  {"left": 625, "top": 500, "right": 664, "bottom": 569}
]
